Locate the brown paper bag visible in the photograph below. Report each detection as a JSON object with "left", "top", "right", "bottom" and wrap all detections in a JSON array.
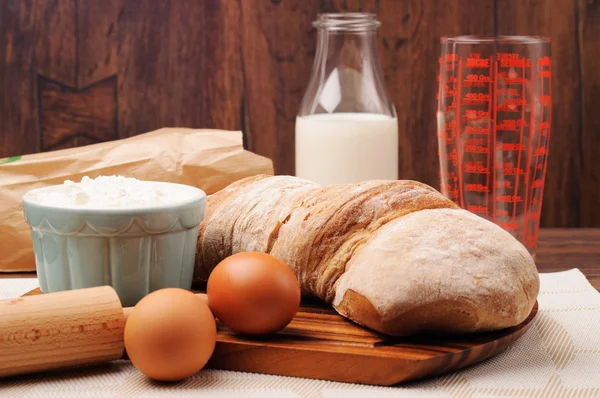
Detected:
[{"left": 0, "top": 128, "right": 274, "bottom": 272}]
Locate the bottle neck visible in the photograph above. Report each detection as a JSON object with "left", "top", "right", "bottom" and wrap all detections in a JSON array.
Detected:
[
  {"left": 315, "top": 28, "right": 379, "bottom": 72},
  {"left": 314, "top": 13, "right": 381, "bottom": 72},
  {"left": 298, "top": 13, "right": 394, "bottom": 117}
]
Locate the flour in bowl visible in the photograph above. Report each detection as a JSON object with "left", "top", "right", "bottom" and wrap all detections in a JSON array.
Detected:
[{"left": 29, "top": 176, "right": 199, "bottom": 209}]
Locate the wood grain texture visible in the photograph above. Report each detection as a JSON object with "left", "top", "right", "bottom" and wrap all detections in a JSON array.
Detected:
[
  {"left": 115, "top": 0, "right": 243, "bottom": 138},
  {"left": 405, "top": 0, "right": 495, "bottom": 187},
  {"left": 535, "top": 228, "right": 600, "bottom": 284},
  {"left": 18, "top": 288, "right": 537, "bottom": 385},
  {"left": 39, "top": 76, "right": 117, "bottom": 150},
  {"left": 207, "top": 302, "right": 537, "bottom": 385},
  {"left": 496, "top": 0, "right": 582, "bottom": 227},
  {"left": 76, "top": 0, "right": 118, "bottom": 88},
  {"left": 0, "top": 0, "right": 599, "bottom": 227},
  {"left": 578, "top": 0, "right": 600, "bottom": 227},
  {"left": 0, "top": 0, "right": 76, "bottom": 156},
  {"left": 240, "top": 0, "right": 319, "bottom": 174},
  {"left": 1, "top": 286, "right": 125, "bottom": 378}
]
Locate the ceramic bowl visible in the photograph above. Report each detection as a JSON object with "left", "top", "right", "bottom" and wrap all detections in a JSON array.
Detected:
[{"left": 22, "top": 182, "right": 206, "bottom": 306}]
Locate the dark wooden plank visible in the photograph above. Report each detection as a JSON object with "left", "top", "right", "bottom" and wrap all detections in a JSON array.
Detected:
[
  {"left": 77, "top": 0, "right": 119, "bottom": 88},
  {"left": 200, "top": 0, "right": 244, "bottom": 131},
  {"left": 535, "top": 228, "right": 600, "bottom": 287},
  {"left": 240, "top": 0, "right": 320, "bottom": 175},
  {"left": 0, "top": 0, "right": 597, "bottom": 228},
  {"left": 31, "top": 0, "right": 121, "bottom": 151},
  {"left": 2, "top": 0, "right": 119, "bottom": 155},
  {"left": 0, "top": 0, "right": 76, "bottom": 158},
  {"left": 0, "top": 0, "right": 8, "bottom": 155},
  {"left": 34, "top": 0, "right": 77, "bottom": 86},
  {"left": 37, "top": 0, "right": 120, "bottom": 152},
  {"left": 116, "top": 0, "right": 243, "bottom": 139},
  {"left": 34, "top": 0, "right": 78, "bottom": 151},
  {"left": 322, "top": 0, "right": 377, "bottom": 12},
  {"left": 405, "top": 1, "right": 495, "bottom": 188},
  {"left": 376, "top": 0, "right": 410, "bottom": 185},
  {"left": 208, "top": 306, "right": 535, "bottom": 385},
  {"left": 116, "top": 0, "right": 191, "bottom": 136},
  {"left": 578, "top": 0, "right": 600, "bottom": 227},
  {"left": 496, "top": 0, "right": 581, "bottom": 227},
  {"left": 0, "top": 1, "right": 4, "bottom": 154},
  {"left": 39, "top": 76, "right": 117, "bottom": 151}
]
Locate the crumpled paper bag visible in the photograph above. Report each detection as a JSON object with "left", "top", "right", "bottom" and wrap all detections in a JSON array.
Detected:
[{"left": 0, "top": 128, "right": 274, "bottom": 272}]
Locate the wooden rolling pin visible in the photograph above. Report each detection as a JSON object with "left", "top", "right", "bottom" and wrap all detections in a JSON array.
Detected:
[{"left": 1, "top": 286, "right": 130, "bottom": 378}]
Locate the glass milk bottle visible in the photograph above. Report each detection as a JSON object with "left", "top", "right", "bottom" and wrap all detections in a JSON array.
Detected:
[{"left": 296, "top": 13, "right": 398, "bottom": 185}]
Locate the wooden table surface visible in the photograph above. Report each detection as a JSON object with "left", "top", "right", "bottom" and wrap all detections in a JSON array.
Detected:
[{"left": 2, "top": 228, "right": 599, "bottom": 290}]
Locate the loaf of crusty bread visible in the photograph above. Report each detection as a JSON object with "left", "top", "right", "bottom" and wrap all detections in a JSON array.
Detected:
[{"left": 194, "top": 175, "right": 539, "bottom": 336}]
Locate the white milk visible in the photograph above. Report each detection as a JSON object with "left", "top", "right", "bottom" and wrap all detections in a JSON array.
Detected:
[{"left": 295, "top": 113, "right": 399, "bottom": 185}]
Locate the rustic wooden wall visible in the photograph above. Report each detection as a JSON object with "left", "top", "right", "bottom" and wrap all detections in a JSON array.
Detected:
[{"left": 1, "top": 0, "right": 598, "bottom": 227}]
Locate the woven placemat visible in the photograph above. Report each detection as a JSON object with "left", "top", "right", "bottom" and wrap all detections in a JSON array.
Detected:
[{"left": 1, "top": 269, "right": 599, "bottom": 398}]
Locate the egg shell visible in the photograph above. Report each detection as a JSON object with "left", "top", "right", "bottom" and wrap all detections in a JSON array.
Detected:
[
  {"left": 207, "top": 252, "right": 301, "bottom": 335},
  {"left": 124, "top": 288, "right": 216, "bottom": 381}
]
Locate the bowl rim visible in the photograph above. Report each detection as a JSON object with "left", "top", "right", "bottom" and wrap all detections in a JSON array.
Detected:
[{"left": 22, "top": 180, "right": 207, "bottom": 215}]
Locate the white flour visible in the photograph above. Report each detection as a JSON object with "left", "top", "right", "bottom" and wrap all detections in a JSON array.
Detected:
[{"left": 29, "top": 176, "right": 197, "bottom": 209}]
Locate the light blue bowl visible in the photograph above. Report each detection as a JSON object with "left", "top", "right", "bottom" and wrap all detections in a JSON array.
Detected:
[{"left": 22, "top": 182, "right": 206, "bottom": 306}]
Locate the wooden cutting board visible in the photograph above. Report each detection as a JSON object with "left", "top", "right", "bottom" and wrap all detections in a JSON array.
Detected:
[{"left": 24, "top": 288, "right": 538, "bottom": 386}]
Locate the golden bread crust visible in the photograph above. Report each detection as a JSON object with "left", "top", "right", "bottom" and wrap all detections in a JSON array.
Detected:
[{"left": 194, "top": 175, "right": 539, "bottom": 336}]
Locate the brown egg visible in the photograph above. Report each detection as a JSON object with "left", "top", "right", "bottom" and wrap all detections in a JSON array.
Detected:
[
  {"left": 124, "top": 288, "right": 216, "bottom": 381},
  {"left": 207, "top": 252, "right": 301, "bottom": 335}
]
